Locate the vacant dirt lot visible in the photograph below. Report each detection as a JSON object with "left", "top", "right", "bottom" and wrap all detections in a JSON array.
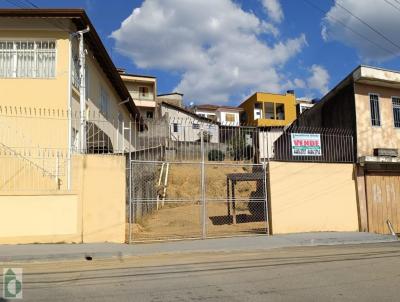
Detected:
[{"left": 129, "top": 163, "right": 267, "bottom": 241}]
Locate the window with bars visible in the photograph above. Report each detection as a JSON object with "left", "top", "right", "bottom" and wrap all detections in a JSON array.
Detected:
[
  {"left": 392, "top": 97, "right": 400, "bottom": 128},
  {"left": 0, "top": 40, "right": 56, "bottom": 78},
  {"left": 370, "top": 94, "right": 381, "bottom": 126}
]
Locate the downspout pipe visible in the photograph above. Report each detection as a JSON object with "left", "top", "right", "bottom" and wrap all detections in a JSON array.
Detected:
[{"left": 72, "top": 26, "right": 90, "bottom": 153}]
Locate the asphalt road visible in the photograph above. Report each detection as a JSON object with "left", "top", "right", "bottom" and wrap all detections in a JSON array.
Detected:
[{"left": 2, "top": 242, "right": 400, "bottom": 302}]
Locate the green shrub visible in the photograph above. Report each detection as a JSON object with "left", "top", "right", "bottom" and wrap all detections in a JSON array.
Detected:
[{"left": 208, "top": 150, "right": 225, "bottom": 161}]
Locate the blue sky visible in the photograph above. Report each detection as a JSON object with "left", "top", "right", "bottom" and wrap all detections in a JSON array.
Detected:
[{"left": 2, "top": 0, "right": 400, "bottom": 105}]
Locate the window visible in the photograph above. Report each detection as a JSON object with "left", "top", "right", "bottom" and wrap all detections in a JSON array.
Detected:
[
  {"left": 173, "top": 123, "right": 178, "bottom": 133},
  {"left": 192, "top": 123, "right": 200, "bottom": 129},
  {"left": 392, "top": 97, "right": 400, "bottom": 128},
  {"left": 276, "top": 103, "right": 285, "bottom": 120},
  {"left": 370, "top": 94, "right": 381, "bottom": 126},
  {"left": 146, "top": 111, "right": 154, "bottom": 119},
  {"left": 100, "top": 86, "right": 109, "bottom": 118},
  {"left": 0, "top": 40, "right": 56, "bottom": 78},
  {"left": 225, "top": 113, "right": 236, "bottom": 123},
  {"left": 254, "top": 103, "right": 262, "bottom": 120},
  {"left": 265, "top": 102, "right": 275, "bottom": 119},
  {"left": 139, "top": 86, "right": 149, "bottom": 98}
]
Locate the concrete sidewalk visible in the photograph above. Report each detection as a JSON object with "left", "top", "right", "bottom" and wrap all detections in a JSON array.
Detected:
[{"left": 0, "top": 232, "right": 397, "bottom": 263}]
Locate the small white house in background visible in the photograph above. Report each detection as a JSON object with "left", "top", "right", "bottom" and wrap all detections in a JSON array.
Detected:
[
  {"left": 296, "top": 97, "right": 315, "bottom": 117},
  {"left": 160, "top": 102, "right": 219, "bottom": 143},
  {"left": 194, "top": 104, "right": 243, "bottom": 126}
]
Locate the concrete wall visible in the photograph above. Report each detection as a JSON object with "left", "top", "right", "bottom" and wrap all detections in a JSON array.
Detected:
[
  {"left": 73, "top": 155, "right": 126, "bottom": 243},
  {"left": 293, "top": 83, "right": 356, "bottom": 130},
  {"left": 0, "top": 193, "right": 80, "bottom": 244},
  {"left": 354, "top": 82, "right": 400, "bottom": 157},
  {"left": 0, "top": 154, "right": 126, "bottom": 244},
  {"left": 268, "top": 162, "right": 359, "bottom": 234}
]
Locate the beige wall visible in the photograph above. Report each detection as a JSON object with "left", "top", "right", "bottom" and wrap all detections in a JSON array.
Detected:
[
  {"left": 0, "top": 193, "right": 80, "bottom": 244},
  {"left": 354, "top": 83, "right": 400, "bottom": 157},
  {"left": 73, "top": 155, "right": 126, "bottom": 243},
  {"left": 0, "top": 154, "right": 126, "bottom": 244},
  {"left": 268, "top": 162, "right": 359, "bottom": 234}
]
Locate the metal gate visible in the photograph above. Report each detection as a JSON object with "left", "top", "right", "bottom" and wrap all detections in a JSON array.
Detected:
[
  {"left": 127, "top": 121, "right": 269, "bottom": 242},
  {"left": 366, "top": 171, "right": 400, "bottom": 234}
]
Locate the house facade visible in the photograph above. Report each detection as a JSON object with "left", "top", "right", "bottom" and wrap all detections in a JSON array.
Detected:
[
  {"left": 194, "top": 104, "right": 243, "bottom": 126},
  {"left": 0, "top": 9, "right": 142, "bottom": 190},
  {"left": 239, "top": 91, "right": 297, "bottom": 127},
  {"left": 160, "top": 102, "right": 219, "bottom": 143},
  {"left": 120, "top": 71, "right": 157, "bottom": 119},
  {"left": 294, "top": 65, "right": 400, "bottom": 234}
]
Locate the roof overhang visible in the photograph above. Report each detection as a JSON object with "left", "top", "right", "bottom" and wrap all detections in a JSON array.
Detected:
[{"left": 353, "top": 65, "right": 400, "bottom": 90}]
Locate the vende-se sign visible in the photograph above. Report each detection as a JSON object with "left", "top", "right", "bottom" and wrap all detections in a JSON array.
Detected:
[{"left": 291, "top": 133, "right": 322, "bottom": 156}]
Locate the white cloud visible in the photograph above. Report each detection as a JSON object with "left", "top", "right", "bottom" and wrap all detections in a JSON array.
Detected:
[
  {"left": 261, "top": 0, "right": 284, "bottom": 23},
  {"left": 111, "top": 0, "right": 306, "bottom": 103},
  {"left": 306, "top": 64, "right": 330, "bottom": 95},
  {"left": 322, "top": 0, "right": 400, "bottom": 61},
  {"left": 293, "top": 78, "right": 306, "bottom": 88}
]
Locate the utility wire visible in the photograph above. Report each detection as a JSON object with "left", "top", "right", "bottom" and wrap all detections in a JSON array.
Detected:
[
  {"left": 301, "top": 0, "right": 398, "bottom": 57},
  {"left": 335, "top": 0, "right": 400, "bottom": 51},
  {"left": 23, "top": 0, "right": 38, "bottom": 8},
  {"left": 3, "top": 0, "right": 24, "bottom": 8},
  {"left": 383, "top": 0, "right": 400, "bottom": 13},
  {"left": 2, "top": 0, "right": 71, "bottom": 33}
]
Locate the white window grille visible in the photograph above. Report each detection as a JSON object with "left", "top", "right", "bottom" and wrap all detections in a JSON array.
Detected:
[
  {"left": 370, "top": 94, "right": 381, "bottom": 126},
  {"left": 72, "top": 51, "right": 79, "bottom": 88},
  {"left": 392, "top": 97, "right": 400, "bottom": 128},
  {"left": 0, "top": 40, "right": 56, "bottom": 78}
]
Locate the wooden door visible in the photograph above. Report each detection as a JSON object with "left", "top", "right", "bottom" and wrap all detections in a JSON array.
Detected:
[{"left": 366, "top": 172, "right": 400, "bottom": 234}]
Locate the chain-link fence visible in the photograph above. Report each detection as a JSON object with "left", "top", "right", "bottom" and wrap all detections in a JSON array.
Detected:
[
  {"left": 127, "top": 161, "right": 268, "bottom": 242},
  {"left": 127, "top": 117, "right": 356, "bottom": 242}
]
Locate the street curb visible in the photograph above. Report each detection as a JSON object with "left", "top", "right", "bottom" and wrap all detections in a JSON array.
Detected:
[{"left": 0, "top": 233, "right": 398, "bottom": 263}]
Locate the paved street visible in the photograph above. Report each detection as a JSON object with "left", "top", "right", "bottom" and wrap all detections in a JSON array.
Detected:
[{"left": 2, "top": 241, "right": 400, "bottom": 301}]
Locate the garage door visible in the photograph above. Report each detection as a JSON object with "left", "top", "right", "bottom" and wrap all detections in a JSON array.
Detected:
[{"left": 366, "top": 172, "right": 400, "bottom": 234}]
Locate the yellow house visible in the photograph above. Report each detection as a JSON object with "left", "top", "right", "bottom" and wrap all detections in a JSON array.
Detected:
[
  {"left": 0, "top": 8, "right": 142, "bottom": 190},
  {"left": 239, "top": 91, "right": 297, "bottom": 126}
]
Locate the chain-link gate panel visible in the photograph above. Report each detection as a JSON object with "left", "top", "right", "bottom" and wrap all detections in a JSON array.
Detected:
[
  {"left": 128, "top": 161, "right": 269, "bottom": 242},
  {"left": 204, "top": 163, "right": 268, "bottom": 237},
  {"left": 128, "top": 161, "right": 203, "bottom": 242}
]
